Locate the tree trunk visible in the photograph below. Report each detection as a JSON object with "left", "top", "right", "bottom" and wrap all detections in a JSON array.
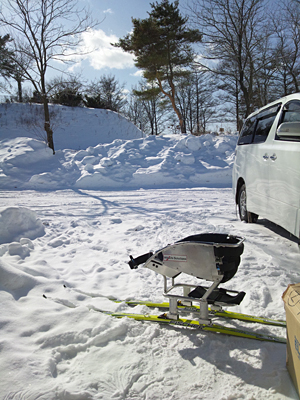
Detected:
[
  {"left": 235, "top": 78, "right": 242, "bottom": 131},
  {"left": 156, "top": 77, "right": 185, "bottom": 133},
  {"left": 43, "top": 97, "right": 55, "bottom": 154},
  {"left": 17, "top": 79, "right": 23, "bottom": 103}
]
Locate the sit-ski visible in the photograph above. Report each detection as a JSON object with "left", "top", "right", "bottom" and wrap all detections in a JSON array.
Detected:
[{"left": 129, "top": 233, "right": 246, "bottom": 325}]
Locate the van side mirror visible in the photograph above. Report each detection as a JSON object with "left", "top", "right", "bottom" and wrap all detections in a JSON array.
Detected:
[{"left": 277, "top": 122, "right": 300, "bottom": 139}]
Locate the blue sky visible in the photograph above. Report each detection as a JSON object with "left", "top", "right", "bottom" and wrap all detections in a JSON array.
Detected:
[
  {"left": 69, "top": 0, "right": 190, "bottom": 91},
  {"left": 70, "top": 0, "right": 159, "bottom": 91},
  {"left": 0, "top": 1, "right": 189, "bottom": 95}
]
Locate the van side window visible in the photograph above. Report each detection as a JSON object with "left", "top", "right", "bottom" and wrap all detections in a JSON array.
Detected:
[
  {"left": 276, "top": 100, "right": 300, "bottom": 141},
  {"left": 281, "top": 100, "right": 300, "bottom": 123},
  {"left": 238, "top": 117, "right": 256, "bottom": 145},
  {"left": 253, "top": 104, "right": 281, "bottom": 144},
  {"left": 254, "top": 115, "right": 276, "bottom": 143}
]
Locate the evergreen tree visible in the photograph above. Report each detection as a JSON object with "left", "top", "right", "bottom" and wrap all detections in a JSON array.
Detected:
[
  {"left": 113, "top": 0, "right": 202, "bottom": 133},
  {"left": 51, "top": 88, "right": 82, "bottom": 107}
]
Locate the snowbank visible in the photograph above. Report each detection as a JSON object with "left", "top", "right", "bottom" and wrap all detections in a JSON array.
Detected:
[{"left": 0, "top": 111, "right": 237, "bottom": 190}]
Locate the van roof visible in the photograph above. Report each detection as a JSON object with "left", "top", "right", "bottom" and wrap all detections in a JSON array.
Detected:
[{"left": 246, "top": 92, "right": 300, "bottom": 120}]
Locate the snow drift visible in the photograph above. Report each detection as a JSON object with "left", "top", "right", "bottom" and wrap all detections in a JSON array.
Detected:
[
  {"left": 0, "top": 103, "right": 237, "bottom": 190},
  {"left": 0, "top": 207, "right": 45, "bottom": 244}
]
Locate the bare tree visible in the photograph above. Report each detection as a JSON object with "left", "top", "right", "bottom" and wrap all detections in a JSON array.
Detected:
[
  {"left": 175, "top": 69, "right": 218, "bottom": 134},
  {"left": 125, "top": 93, "right": 148, "bottom": 133},
  {"left": 187, "top": 0, "right": 271, "bottom": 123},
  {"left": 272, "top": 0, "right": 300, "bottom": 95},
  {"left": 216, "top": 63, "right": 244, "bottom": 131},
  {"left": 48, "top": 75, "right": 83, "bottom": 107},
  {"left": 252, "top": 31, "right": 278, "bottom": 107},
  {"left": 0, "top": 0, "right": 97, "bottom": 154},
  {"left": 133, "top": 80, "right": 168, "bottom": 136},
  {"left": 84, "top": 75, "right": 127, "bottom": 113}
]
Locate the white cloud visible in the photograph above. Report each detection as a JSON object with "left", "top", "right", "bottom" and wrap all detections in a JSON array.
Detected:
[
  {"left": 132, "top": 70, "right": 144, "bottom": 77},
  {"left": 78, "top": 29, "right": 135, "bottom": 70},
  {"left": 103, "top": 8, "right": 113, "bottom": 14}
]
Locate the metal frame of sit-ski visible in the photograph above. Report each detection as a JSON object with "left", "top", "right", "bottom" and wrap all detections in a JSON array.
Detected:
[
  {"left": 129, "top": 234, "right": 245, "bottom": 325},
  {"left": 161, "top": 274, "right": 243, "bottom": 324}
]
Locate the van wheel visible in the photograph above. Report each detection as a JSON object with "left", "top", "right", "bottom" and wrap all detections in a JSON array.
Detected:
[{"left": 238, "top": 184, "right": 258, "bottom": 223}]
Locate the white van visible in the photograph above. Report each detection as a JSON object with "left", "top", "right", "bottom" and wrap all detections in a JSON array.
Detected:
[{"left": 232, "top": 93, "right": 300, "bottom": 239}]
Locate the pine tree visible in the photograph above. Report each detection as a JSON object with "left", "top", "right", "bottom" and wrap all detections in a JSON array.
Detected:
[{"left": 113, "top": 0, "right": 202, "bottom": 133}]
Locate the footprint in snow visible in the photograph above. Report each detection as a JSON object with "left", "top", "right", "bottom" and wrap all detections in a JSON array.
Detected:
[
  {"left": 127, "top": 225, "right": 144, "bottom": 232},
  {"left": 110, "top": 218, "right": 122, "bottom": 224}
]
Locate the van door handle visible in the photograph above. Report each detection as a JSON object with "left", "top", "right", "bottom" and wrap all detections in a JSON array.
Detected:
[
  {"left": 263, "top": 154, "right": 269, "bottom": 160},
  {"left": 270, "top": 154, "right": 277, "bottom": 161}
]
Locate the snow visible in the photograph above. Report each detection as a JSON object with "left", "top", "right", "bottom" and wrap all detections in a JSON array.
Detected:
[
  {"left": 0, "top": 103, "right": 236, "bottom": 191},
  {"left": 0, "top": 103, "right": 299, "bottom": 400}
]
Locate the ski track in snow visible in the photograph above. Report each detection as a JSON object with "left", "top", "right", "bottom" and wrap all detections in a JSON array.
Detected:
[{"left": 0, "top": 188, "right": 299, "bottom": 400}]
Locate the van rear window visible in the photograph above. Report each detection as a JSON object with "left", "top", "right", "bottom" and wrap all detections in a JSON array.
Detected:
[
  {"left": 253, "top": 114, "right": 277, "bottom": 143},
  {"left": 238, "top": 117, "right": 256, "bottom": 145},
  {"left": 253, "top": 104, "right": 281, "bottom": 143},
  {"left": 238, "top": 104, "right": 281, "bottom": 145}
]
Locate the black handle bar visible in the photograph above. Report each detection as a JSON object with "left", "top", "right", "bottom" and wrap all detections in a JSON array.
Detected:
[{"left": 128, "top": 252, "right": 153, "bottom": 269}]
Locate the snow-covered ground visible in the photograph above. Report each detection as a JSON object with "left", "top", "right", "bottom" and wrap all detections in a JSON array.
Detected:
[{"left": 0, "top": 104, "right": 300, "bottom": 400}]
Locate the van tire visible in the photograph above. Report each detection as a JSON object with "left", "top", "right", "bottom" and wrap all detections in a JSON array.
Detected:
[{"left": 238, "top": 184, "right": 258, "bottom": 223}]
